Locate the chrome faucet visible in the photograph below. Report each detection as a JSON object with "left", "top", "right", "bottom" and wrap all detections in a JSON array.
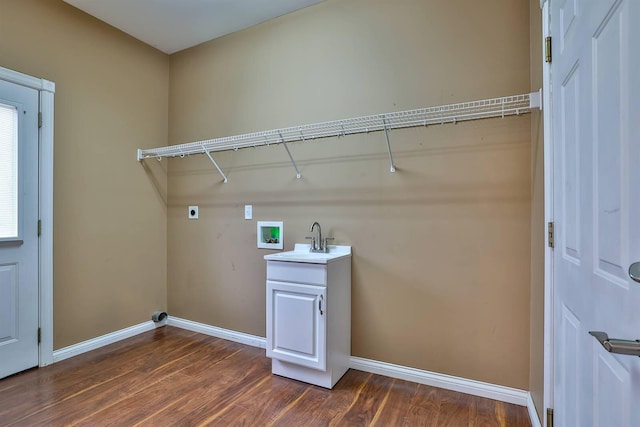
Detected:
[
  {"left": 307, "top": 221, "right": 333, "bottom": 253},
  {"left": 309, "top": 221, "right": 322, "bottom": 252}
]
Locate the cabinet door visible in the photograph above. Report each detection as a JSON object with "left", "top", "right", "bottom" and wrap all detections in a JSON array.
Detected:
[{"left": 266, "top": 280, "right": 326, "bottom": 371}]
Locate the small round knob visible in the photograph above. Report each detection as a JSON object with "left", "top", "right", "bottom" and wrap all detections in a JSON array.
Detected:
[{"left": 629, "top": 262, "right": 640, "bottom": 283}]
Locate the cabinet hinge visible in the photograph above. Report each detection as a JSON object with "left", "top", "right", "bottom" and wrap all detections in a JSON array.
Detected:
[
  {"left": 38, "top": 112, "right": 43, "bottom": 129},
  {"left": 547, "top": 408, "right": 554, "bottom": 427},
  {"left": 548, "top": 222, "right": 554, "bottom": 248},
  {"left": 37, "top": 220, "right": 41, "bottom": 237},
  {"left": 37, "top": 327, "right": 41, "bottom": 344},
  {"left": 545, "top": 36, "right": 552, "bottom": 63}
]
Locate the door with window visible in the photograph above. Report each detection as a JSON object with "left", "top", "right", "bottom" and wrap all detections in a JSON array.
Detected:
[
  {"left": 0, "top": 79, "right": 39, "bottom": 379},
  {"left": 552, "top": 0, "right": 640, "bottom": 425}
]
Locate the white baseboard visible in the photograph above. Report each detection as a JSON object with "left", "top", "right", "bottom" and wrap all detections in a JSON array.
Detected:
[
  {"left": 52, "top": 320, "right": 157, "bottom": 363},
  {"left": 167, "top": 316, "right": 267, "bottom": 349},
  {"left": 527, "top": 392, "right": 543, "bottom": 427},
  {"left": 349, "top": 356, "right": 530, "bottom": 407}
]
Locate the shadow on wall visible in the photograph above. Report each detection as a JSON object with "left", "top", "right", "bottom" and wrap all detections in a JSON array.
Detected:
[
  {"left": 141, "top": 157, "right": 168, "bottom": 207},
  {"left": 164, "top": 117, "right": 531, "bottom": 209}
]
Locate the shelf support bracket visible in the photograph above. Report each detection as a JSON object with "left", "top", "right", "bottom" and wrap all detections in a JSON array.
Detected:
[
  {"left": 383, "top": 118, "right": 396, "bottom": 173},
  {"left": 530, "top": 89, "right": 543, "bottom": 110},
  {"left": 279, "top": 132, "right": 301, "bottom": 179},
  {"left": 203, "top": 147, "right": 228, "bottom": 183}
]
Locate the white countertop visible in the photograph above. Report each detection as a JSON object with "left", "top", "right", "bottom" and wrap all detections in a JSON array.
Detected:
[{"left": 264, "top": 244, "right": 351, "bottom": 264}]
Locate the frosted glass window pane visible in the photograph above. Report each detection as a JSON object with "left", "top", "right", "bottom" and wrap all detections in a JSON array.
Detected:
[{"left": 0, "top": 103, "right": 18, "bottom": 239}]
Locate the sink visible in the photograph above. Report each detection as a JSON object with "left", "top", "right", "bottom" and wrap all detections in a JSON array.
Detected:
[
  {"left": 269, "top": 252, "right": 331, "bottom": 260},
  {"left": 264, "top": 243, "right": 351, "bottom": 264}
]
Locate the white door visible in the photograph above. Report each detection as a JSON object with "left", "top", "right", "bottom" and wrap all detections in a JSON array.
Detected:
[
  {"left": 266, "top": 280, "right": 326, "bottom": 371},
  {"left": 0, "top": 79, "right": 39, "bottom": 379},
  {"left": 552, "top": 0, "right": 640, "bottom": 425}
]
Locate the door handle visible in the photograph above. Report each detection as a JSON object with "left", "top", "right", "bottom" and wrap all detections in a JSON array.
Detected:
[
  {"left": 629, "top": 262, "right": 640, "bottom": 283},
  {"left": 319, "top": 295, "right": 324, "bottom": 315},
  {"left": 589, "top": 331, "right": 640, "bottom": 357}
]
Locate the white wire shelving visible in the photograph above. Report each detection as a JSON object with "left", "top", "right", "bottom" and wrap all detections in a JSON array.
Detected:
[{"left": 137, "top": 91, "right": 541, "bottom": 183}]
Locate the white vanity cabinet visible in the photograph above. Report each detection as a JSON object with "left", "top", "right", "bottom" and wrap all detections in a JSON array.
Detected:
[{"left": 265, "top": 245, "right": 351, "bottom": 389}]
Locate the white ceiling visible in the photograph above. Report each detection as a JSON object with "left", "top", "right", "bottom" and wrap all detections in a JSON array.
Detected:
[{"left": 63, "top": 0, "right": 326, "bottom": 54}]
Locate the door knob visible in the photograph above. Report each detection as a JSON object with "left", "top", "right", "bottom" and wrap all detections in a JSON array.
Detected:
[
  {"left": 589, "top": 331, "right": 640, "bottom": 357},
  {"left": 629, "top": 262, "right": 640, "bottom": 283}
]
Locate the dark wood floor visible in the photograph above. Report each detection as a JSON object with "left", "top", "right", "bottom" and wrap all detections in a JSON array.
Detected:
[{"left": 0, "top": 326, "right": 531, "bottom": 426}]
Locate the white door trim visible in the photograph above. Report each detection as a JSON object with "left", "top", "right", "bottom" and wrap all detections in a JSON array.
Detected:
[
  {"left": 539, "top": 0, "right": 554, "bottom": 425},
  {"left": 0, "top": 66, "right": 55, "bottom": 367}
]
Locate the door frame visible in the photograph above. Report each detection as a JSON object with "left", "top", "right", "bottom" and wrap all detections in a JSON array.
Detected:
[
  {"left": 540, "top": 0, "right": 554, "bottom": 425},
  {"left": 0, "top": 66, "right": 55, "bottom": 367}
]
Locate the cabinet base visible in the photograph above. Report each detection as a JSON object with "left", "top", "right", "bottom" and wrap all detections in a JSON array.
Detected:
[{"left": 272, "top": 358, "right": 349, "bottom": 389}]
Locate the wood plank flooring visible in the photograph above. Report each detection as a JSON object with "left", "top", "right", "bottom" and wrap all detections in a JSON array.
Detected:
[{"left": 0, "top": 326, "right": 531, "bottom": 426}]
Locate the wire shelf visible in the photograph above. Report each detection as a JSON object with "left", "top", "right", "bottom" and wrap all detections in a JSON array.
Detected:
[{"left": 137, "top": 91, "right": 541, "bottom": 180}]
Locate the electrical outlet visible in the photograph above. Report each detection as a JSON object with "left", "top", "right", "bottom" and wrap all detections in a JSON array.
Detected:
[
  {"left": 244, "top": 205, "right": 252, "bottom": 220},
  {"left": 188, "top": 206, "right": 199, "bottom": 219}
]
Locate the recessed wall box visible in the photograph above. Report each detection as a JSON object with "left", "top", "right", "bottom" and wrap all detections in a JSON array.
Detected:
[{"left": 257, "top": 221, "right": 283, "bottom": 250}]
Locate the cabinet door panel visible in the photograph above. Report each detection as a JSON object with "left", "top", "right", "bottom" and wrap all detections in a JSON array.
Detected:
[{"left": 266, "top": 280, "right": 326, "bottom": 371}]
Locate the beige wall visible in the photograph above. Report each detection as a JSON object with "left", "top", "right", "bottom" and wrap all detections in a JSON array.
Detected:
[
  {"left": 529, "top": 0, "right": 545, "bottom": 421},
  {"left": 0, "top": 0, "right": 539, "bottom": 392},
  {"left": 0, "top": 1, "right": 169, "bottom": 349},
  {"left": 168, "top": 0, "right": 532, "bottom": 389}
]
